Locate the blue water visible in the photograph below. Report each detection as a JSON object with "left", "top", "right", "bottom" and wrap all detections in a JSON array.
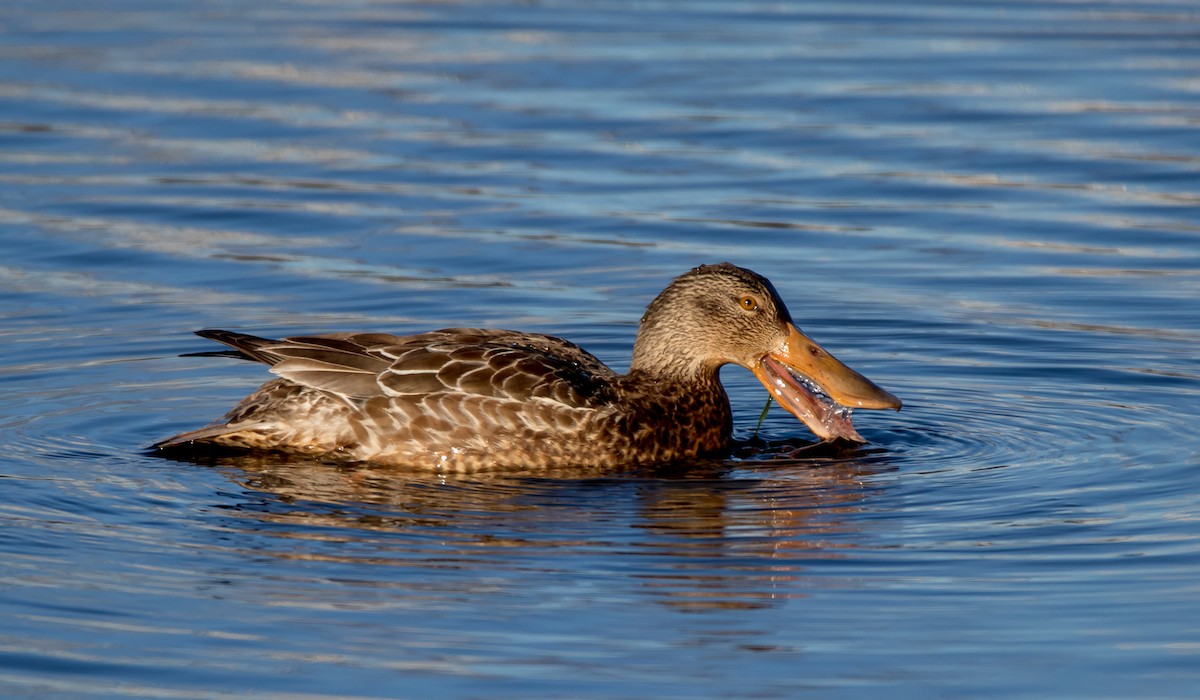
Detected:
[{"left": 2, "top": 1, "right": 1199, "bottom": 698}]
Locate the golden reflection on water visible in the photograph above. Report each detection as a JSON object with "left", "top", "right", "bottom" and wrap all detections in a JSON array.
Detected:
[{"left": 187, "top": 450, "right": 885, "bottom": 613}]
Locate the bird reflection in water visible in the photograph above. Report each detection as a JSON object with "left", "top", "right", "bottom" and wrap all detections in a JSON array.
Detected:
[{"left": 178, "top": 444, "right": 892, "bottom": 613}]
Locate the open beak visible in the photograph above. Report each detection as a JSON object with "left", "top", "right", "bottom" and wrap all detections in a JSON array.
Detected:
[{"left": 750, "top": 323, "right": 901, "bottom": 443}]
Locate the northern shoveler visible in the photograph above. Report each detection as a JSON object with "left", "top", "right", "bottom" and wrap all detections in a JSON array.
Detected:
[{"left": 156, "top": 263, "right": 900, "bottom": 469}]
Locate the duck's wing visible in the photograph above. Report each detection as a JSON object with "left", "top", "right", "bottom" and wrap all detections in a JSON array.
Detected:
[
  {"left": 196, "top": 329, "right": 394, "bottom": 401},
  {"left": 374, "top": 329, "right": 620, "bottom": 408},
  {"left": 198, "top": 328, "right": 619, "bottom": 409}
]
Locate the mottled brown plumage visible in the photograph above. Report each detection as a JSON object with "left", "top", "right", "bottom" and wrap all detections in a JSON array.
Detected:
[{"left": 156, "top": 263, "right": 900, "bottom": 470}]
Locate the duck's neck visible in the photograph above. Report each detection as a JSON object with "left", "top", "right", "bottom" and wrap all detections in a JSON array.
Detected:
[
  {"left": 626, "top": 329, "right": 730, "bottom": 428},
  {"left": 625, "top": 308, "right": 735, "bottom": 456}
]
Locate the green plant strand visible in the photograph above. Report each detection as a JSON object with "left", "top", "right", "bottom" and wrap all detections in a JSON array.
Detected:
[{"left": 751, "top": 396, "right": 772, "bottom": 440}]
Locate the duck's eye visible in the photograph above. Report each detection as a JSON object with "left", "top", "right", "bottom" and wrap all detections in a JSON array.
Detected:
[{"left": 739, "top": 295, "right": 759, "bottom": 311}]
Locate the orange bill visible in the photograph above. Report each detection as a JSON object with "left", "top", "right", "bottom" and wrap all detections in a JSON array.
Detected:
[{"left": 751, "top": 323, "right": 900, "bottom": 442}]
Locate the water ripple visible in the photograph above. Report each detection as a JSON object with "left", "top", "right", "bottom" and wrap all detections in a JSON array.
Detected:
[{"left": 3, "top": 0, "right": 1200, "bottom": 697}]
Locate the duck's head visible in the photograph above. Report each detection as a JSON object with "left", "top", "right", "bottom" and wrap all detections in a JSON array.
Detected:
[{"left": 631, "top": 262, "right": 900, "bottom": 443}]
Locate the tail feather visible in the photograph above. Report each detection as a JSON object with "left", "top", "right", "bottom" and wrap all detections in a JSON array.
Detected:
[
  {"left": 152, "top": 421, "right": 272, "bottom": 450},
  {"left": 195, "top": 329, "right": 285, "bottom": 366}
]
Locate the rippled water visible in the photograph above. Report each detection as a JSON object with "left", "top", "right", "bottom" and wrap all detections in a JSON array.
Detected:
[{"left": 3, "top": 1, "right": 1199, "bottom": 698}]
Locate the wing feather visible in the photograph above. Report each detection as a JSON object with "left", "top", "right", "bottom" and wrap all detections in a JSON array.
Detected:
[
  {"left": 199, "top": 327, "right": 619, "bottom": 415},
  {"left": 270, "top": 357, "right": 384, "bottom": 400}
]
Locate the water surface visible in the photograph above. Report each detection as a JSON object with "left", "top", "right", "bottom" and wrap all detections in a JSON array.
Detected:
[{"left": 1, "top": 1, "right": 1199, "bottom": 698}]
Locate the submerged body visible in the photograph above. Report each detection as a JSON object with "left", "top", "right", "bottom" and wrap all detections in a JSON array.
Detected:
[{"left": 157, "top": 264, "right": 899, "bottom": 470}]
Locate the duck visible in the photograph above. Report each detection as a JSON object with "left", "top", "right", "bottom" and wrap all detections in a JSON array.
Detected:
[{"left": 155, "top": 263, "right": 900, "bottom": 470}]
